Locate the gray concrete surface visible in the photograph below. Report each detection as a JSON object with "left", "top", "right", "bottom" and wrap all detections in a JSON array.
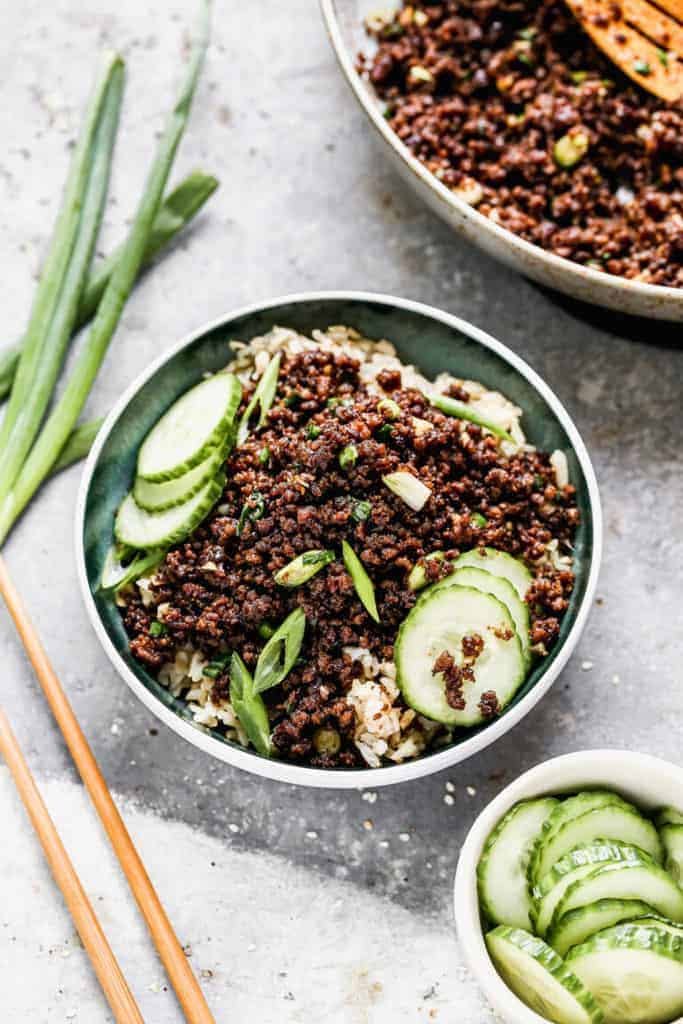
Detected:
[{"left": 0, "top": 1, "right": 681, "bottom": 1020}]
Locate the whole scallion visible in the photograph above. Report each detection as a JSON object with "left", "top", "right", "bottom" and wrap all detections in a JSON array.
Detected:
[
  {"left": 0, "top": 171, "right": 219, "bottom": 403},
  {"left": 274, "top": 550, "right": 334, "bottom": 588},
  {"left": 0, "top": 54, "right": 124, "bottom": 506},
  {"left": 341, "top": 539, "right": 380, "bottom": 623},
  {"left": 50, "top": 418, "right": 104, "bottom": 476},
  {"left": 0, "top": 1, "right": 211, "bottom": 545}
]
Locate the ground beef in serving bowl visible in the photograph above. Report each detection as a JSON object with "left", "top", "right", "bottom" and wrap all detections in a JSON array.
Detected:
[
  {"left": 361, "top": 0, "right": 683, "bottom": 286},
  {"left": 120, "top": 327, "right": 579, "bottom": 770}
]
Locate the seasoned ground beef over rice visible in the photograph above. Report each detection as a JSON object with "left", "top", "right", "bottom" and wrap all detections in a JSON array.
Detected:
[
  {"left": 361, "top": 0, "right": 683, "bottom": 286},
  {"left": 121, "top": 326, "right": 578, "bottom": 769}
]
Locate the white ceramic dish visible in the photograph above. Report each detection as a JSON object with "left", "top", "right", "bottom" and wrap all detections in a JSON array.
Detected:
[
  {"left": 321, "top": 0, "right": 683, "bottom": 321},
  {"left": 76, "top": 291, "right": 602, "bottom": 789},
  {"left": 453, "top": 749, "right": 683, "bottom": 1024}
]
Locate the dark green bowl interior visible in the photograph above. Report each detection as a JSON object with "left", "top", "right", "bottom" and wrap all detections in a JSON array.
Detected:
[{"left": 83, "top": 296, "right": 596, "bottom": 771}]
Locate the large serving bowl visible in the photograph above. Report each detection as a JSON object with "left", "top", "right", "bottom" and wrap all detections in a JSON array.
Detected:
[
  {"left": 453, "top": 750, "right": 683, "bottom": 1024},
  {"left": 320, "top": 0, "right": 683, "bottom": 322},
  {"left": 76, "top": 291, "right": 601, "bottom": 788}
]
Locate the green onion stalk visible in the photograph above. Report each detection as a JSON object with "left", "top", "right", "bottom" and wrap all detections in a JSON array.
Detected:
[
  {"left": 0, "top": 171, "right": 219, "bottom": 402},
  {"left": 0, "top": 1, "right": 211, "bottom": 546},
  {"left": 0, "top": 53, "right": 124, "bottom": 498}
]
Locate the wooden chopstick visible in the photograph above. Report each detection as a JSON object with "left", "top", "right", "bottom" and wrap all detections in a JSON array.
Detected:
[
  {"left": 0, "top": 706, "right": 144, "bottom": 1024},
  {"left": 0, "top": 555, "right": 216, "bottom": 1024}
]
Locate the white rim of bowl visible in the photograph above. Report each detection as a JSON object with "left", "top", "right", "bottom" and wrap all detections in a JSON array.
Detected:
[
  {"left": 453, "top": 749, "right": 683, "bottom": 1024},
  {"left": 75, "top": 290, "right": 603, "bottom": 789},
  {"left": 320, "top": 0, "right": 682, "bottom": 311}
]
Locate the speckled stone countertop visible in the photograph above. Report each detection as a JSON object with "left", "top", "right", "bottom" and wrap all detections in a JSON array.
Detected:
[{"left": 0, "top": 2, "right": 681, "bottom": 1021}]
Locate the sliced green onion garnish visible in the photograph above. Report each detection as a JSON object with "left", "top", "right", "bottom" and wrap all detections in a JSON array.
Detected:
[
  {"left": 471, "top": 512, "right": 487, "bottom": 528},
  {"left": 257, "top": 621, "right": 275, "bottom": 640},
  {"left": 236, "top": 351, "right": 282, "bottom": 446},
  {"left": 430, "top": 393, "right": 515, "bottom": 443},
  {"left": 253, "top": 608, "right": 306, "bottom": 694},
  {"left": 306, "top": 423, "right": 321, "bottom": 439},
  {"left": 257, "top": 446, "right": 270, "bottom": 465},
  {"left": 339, "top": 444, "right": 358, "bottom": 470},
  {"left": 377, "top": 397, "right": 401, "bottom": 419},
  {"left": 202, "top": 653, "right": 230, "bottom": 678},
  {"left": 383, "top": 470, "right": 431, "bottom": 512},
  {"left": 274, "top": 550, "right": 334, "bottom": 588},
  {"left": 149, "top": 620, "right": 167, "bottom": 637},
  {"left": 230, "top": 652, "right": 272, "bottom": 757},
  {"left": 407, "top": 551, "right": 446, "bottom": 592},
  {"left": 377, "top": 423, "right": 393, "bottom": 440},
  {"left": 99, "top": 545, "right": 165, "bottom": 594},
  {"left": 342, "top": 540, "right": 379, "bottom": 623},
  {"left": 236, "top": 491, "right": 265, "bottom": 535},
  {"left": 351, "top": 499, "right": 372, "bottom": 523}
]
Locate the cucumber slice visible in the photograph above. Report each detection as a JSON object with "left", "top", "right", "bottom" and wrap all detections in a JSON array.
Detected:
[
  {"left": 137, "top": 373, "right": 241, "bottom": 482},
  {"left": 486, "top": 926, "right": 604, "bottom": 1024},
  {"left": 533, "top": 843, "right": 652, "bottom": 937},
  {"left": 133, "top": 446, "right": 226, "bottom": 512},
  {"left": 531, "top": 805, "right": 663, "bottom": 885},
  {"left": 478, "top": 797, "right": 559, "bottom": 929},
  {"left": 528, "top": 792, "right": 632, "bottom": 884},
  {"left": 622, "top": 915, "right": 683, "bottom": 938},
  {"left": 660, "top": 823, "right": 683, "bottom": 882},
  {"left": 548, "top": 899, "right": 657, "bottom": 956},
  {"left": 553, "top": 860, "right": 683, "bottom": 929},
  {"left": 115, "top": 473, "right": 225, "bottom": 550},
  {"left": 434, "top": 566, "right": 531, "bottom": 668},
  {"left": 567, "top": 924, "right": 683, "bottom": 1024},
  {"left": 454, "top": 547, "right": 532, "bottom": 600},
  {"left": 395, "top": 584, "right": 526, "bottom": 726},
  {"left": 654, "top": 805, "right": 683, "bottom": 828}
]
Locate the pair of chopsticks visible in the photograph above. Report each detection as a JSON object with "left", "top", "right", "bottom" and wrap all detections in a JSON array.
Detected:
[{"left": 0, "top": 554, "right": 215, "bottom": 1023}]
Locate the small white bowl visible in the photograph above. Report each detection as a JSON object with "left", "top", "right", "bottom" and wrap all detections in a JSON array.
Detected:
[{"left": 453, "top": 749, "right": 683, "bottom": 1024}]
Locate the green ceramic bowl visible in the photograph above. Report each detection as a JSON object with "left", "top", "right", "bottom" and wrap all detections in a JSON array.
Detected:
[{"left": 76, "top": 292, "right": 602, "bottom": 789}]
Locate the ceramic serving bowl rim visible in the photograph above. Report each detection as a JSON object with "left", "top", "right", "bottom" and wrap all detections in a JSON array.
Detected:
[
  {"left": 320, "top": 0, "right": 683, "bottom": 319},
  {"left": 453, "top": 749, "right": 683, "bottom": 1024},
  {"left": 75, "top": 290, "right": 602, "bottom": 789}
]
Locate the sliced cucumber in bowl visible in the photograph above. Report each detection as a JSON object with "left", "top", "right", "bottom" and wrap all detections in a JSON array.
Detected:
[
  {"left": 533, "top": 843, "right": 652, "bottom": 937},
  {"left": 655, "top": 806, "right": 683, "bottom": 828},
  {"left": 567, "top": 924, "right": 683, "bottom": 1024},
  {"left": 115, "top": 473, "right": 226, "bottom": 549},
  {"left": 395, "top": 584, "right": 525, "bottom": 726},
  {"left": 133, "top": 445, "right": 226, "bottom": 512},
  {"left": 660, "top": 824, "right": 683, "bottom": 883},
  {"left": 552, "top": 860, "right": 683, "bottom": 932},
  {"left": 137, "top": 372, "right": 241, "bottom": 482},
  {"left": 478, "top": 797, "right": 558, "bottom": 930},
  {"left": 453, "top": 546, "right": 532, "bottom": 600},
  {"left": 530, "top": 804, "right": 663, "bottom": 885},
  {"left": 486, "top": 926, "right": 604, "bottom": 1024},
  {"left": 548, "top": 898, "right": 657, "bottom": 956},
  {"left": 432, "top": 565, "right": 531, "bottom": 668}
]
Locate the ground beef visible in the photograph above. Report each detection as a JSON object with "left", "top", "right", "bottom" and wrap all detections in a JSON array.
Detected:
[
  {"left": 361, "top": 1, "right": 683, "bottom": 286},
  {"left": 123, "top": 347, "right": 578, "bottom": 766}
]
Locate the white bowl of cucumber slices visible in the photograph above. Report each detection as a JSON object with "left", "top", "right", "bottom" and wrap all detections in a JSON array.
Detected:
[{"left": 454, "top": 749, "right": 683, "bottom": 1024}]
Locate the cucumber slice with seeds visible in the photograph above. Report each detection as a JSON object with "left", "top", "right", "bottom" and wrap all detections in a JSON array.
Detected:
[
  {"left": 567, "top": 924, "right": 683, "bottom": 1024},
  {"left": 529, "top": 792, "right": 632, "bottom": 884},
  {"left": 395, "top": 584, "right": 525, "bottom": 726},
  {"left": 531, "top": 805, "right": 663, "bottom": 886},
  {"left": 478, "top": 797, "right": 558, "bottom": 929},
  {"left": 133, "top": 446, "right": 226, "bottom": 512},
  {"left": 533, "top": 843, "right": 652, "bottom": 937},
  {"left": 660, "top": 823, "right": 683, "bottom": 882},
  {"left": 548, "top": 899, "right": 657, "bottom": 956},
  {"left": 486, "top": 926, "right": 604, "bottom": 1024},
  {"left": 654, "top": 806, "right": 683, "bottom": 828},
  {"left": 454, "top": 547, "right": 532, "bottom": 600},
  {"left": 623, "top": 915, "right": 683, "bottom": 938},
  {"left": 137, "top": 373, "right": 241, "bottom": 482},
  {"left": 553, "top": 860, "right": 683, "bottom": 930},
  {"left": 115, "top": 473, "right": 225, "bottom": 550},
  {"left": 434, "top": 566, "right": 531, "bottom": 668}
]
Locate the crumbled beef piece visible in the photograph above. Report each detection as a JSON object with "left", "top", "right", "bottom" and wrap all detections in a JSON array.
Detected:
[
  {"left": 462, "top": 632, "right": 484, "bottom": 660},
  {"left": 479, "top": 690, "right": 500, "bottom": 718}
]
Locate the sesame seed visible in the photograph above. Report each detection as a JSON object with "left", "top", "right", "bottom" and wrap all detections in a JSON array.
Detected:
[
  {"left": 445, "top": 781, "right": 455, "bottom": 793},
  {"left": 363, "top": 819, "right": 374, "bottom": 830},
  {"left": 611, "top": 674, "right": 620, "bottom": 685},
  {"left": 580, "top": 660, "right": 593, "bottom": 671},
  {"left": 466, "top": 786, "right": 477, "bottom": 797},
  {"left": 228, "top": 823, "right": 240, "bottom": 834},
  {"left": 362, "top": 791, "right": 378, "bottom": 804},
  {"left": 379, "top": 840, "right": 389, "bottom": 849},
  {"left": 444, "top": 793, "right": 455, "bottom": 806},
  {"left": 305, "top": 830, "right": 318, "bottom": 840},
  {"left": 399, "top": 832, "right": 410, "bottom": 842}
]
